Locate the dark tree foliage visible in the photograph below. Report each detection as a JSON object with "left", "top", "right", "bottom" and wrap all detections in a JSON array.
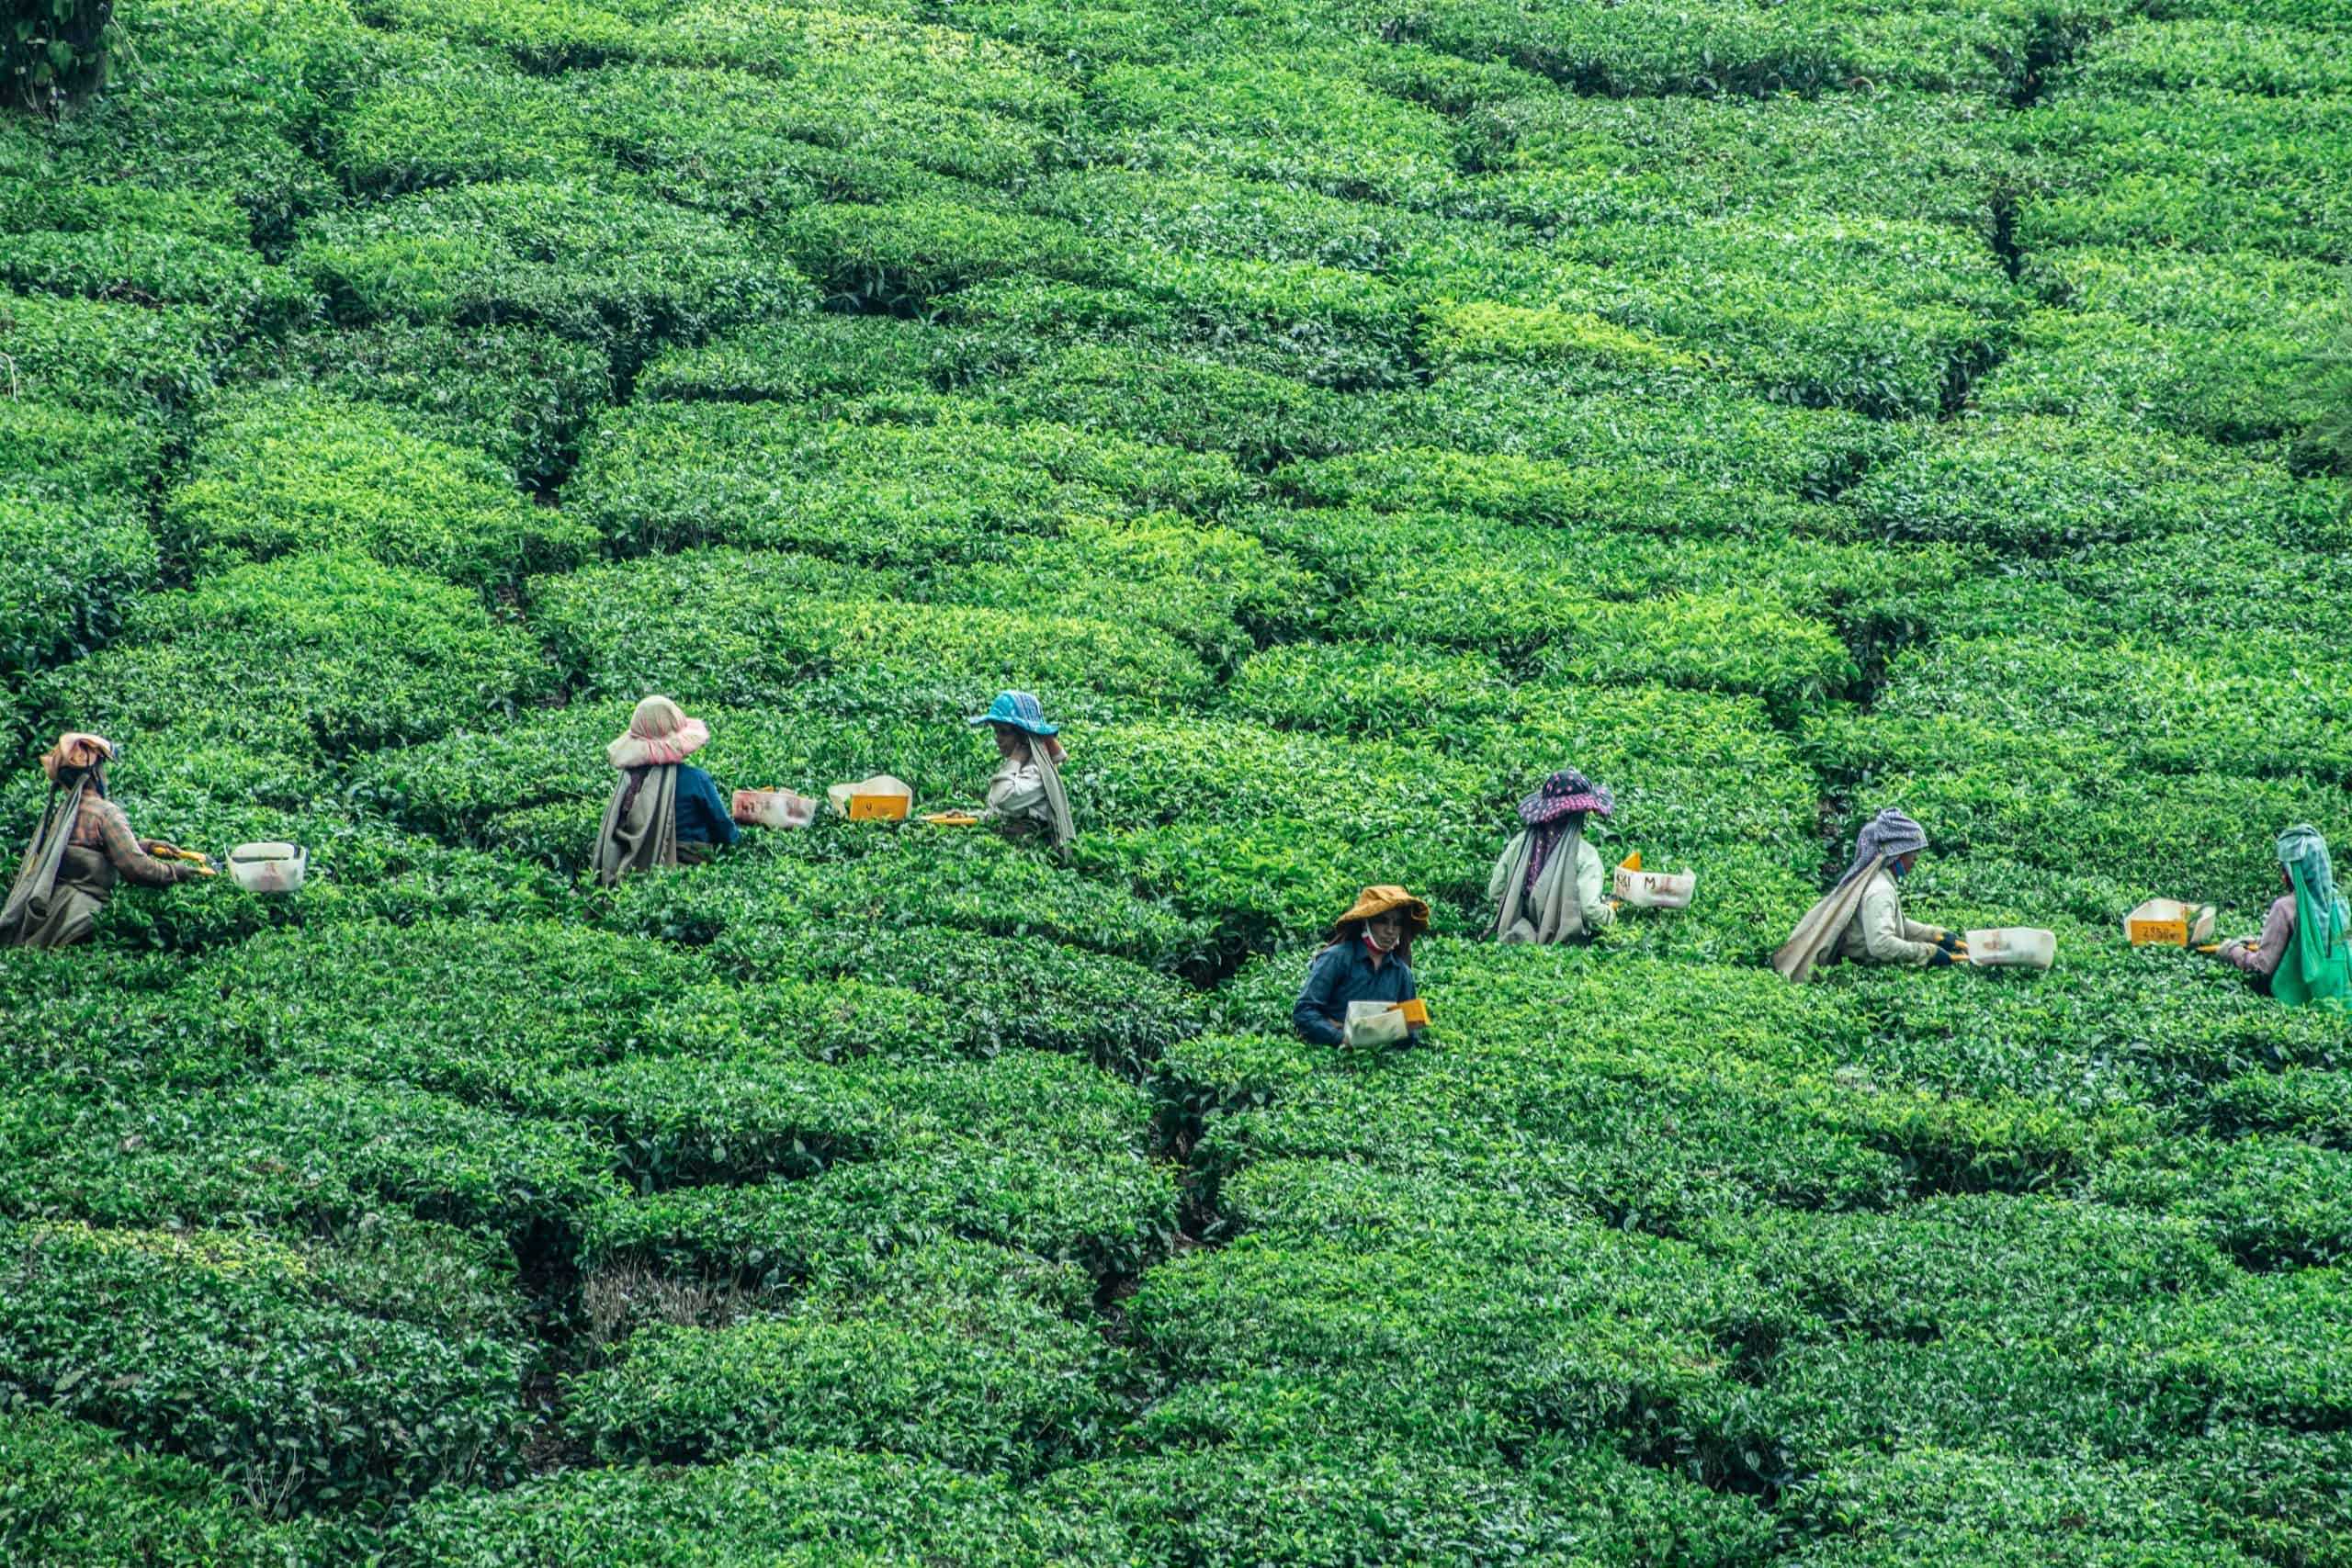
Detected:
[{"left": 4, "top": 0, "right": 114, "bottom": 113}]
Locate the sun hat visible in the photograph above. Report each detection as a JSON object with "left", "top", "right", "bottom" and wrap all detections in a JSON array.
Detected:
[
  {"left": 1519, "top": 768, "right": 1613, "bottom": 827},
  {"left": 1332, "top": 885, "right": 1430, "bottom": 935},
  {"left": 39, "top": 731, "right": 114, "bottom": 783},
  {"left": 967, "top": 690, "right": 1059, "bottom": 737},
  {"left": 607, "top": 695, "right": 708, "bottom": 768}
]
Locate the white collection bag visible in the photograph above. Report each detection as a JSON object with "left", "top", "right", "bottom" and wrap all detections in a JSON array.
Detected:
[{"left": 1343, "top": 998, "right": 1411, "bottom": 1048}]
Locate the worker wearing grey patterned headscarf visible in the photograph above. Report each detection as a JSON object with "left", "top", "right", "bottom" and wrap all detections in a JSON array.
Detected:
[{"left": 1773, "top": 807, "right": 1964, "bottom": 982}]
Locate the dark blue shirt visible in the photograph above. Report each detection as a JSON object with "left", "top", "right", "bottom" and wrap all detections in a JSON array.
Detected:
[
  {"left": 1293, "top": 938, "right": 1419, "bottom": 1046},
  {"left": 673, "top": 764, "right": 740, "bottom": 849}
]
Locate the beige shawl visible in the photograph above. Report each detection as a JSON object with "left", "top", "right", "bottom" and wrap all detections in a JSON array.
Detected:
[
  {"left": 1, "top": 776, "right": 91, "bottom": 946},
  {"left": 594, "top": 764, "right": 681, "bottom": 887},
  {"left": 989, "top": 737, "right": 1076, "bottom": 858},
  {"left": 1030, "top": 739, "right": 1075, "bottom": 857},
  {"left": 1489, "top": 826, "right": 1588, "bottom": 944},
  {"left": 1772, "top": 852, "right": 1887, "bottom": 983}
]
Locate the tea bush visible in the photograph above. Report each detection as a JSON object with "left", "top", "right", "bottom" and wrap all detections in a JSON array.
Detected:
[
  {"left": 2065, "top": 18, "right": 2352, "bottom": 94},
  {"left": 0, "top": 1409, "right": 316, "bottom": 1564},
  {"left": 582, "top": 1137, "right": 1180, "bottom": 1287},
  {"left": 388, "top": 1448, "right": 1120, "bottom": 1564},
  {"left": 1036, "top": 1441, "right": 1776, "bottom": 1566},
  {"left": 1783, "top": 1447, "right": 2262, "bottom": 1568},
  {"left": 0, "top": 488, "right": 158, "bottom": 676},
  {"left": 2007, "top": 92, "right": 2352, "bottom": 263},
  {"left": 1430, "top": 215, "right": 2019, "bottom": 420},
  {"left": 1392, "top": 363, "right": 1905, "bottom": 497},
  {"left": 566, "top": 1241, "right": 1123, "bottom": 1477},
  {"left": 1973, "top": 308, "right": 2325, "bottom": 447},
  {"left": 709, "top": 921, "right": 1196, "bottom": 1070},
  {"left": 0, "top": 229, "right": 310, "bottom": 336},
  {"left": 184, "top": 919, "right": 715, "bottom": 1097},
  {"left": 351, "top": 696, "right": 962, "bottom": 846},
  {"left": 1841, "top": 415, "right": 2340, "bottom": 550},
  {"left": 3, "top": 1076, "right": 620, "bottom": 1242},
  {"left": 531, "top": 549, "right": 1213, "bottom": 710},
  {"left": 1273, "top": 446, "right": 1852, "bottom": 539},
  {"left": 944, "top": 254, "right": 1420, "bottom": 390},
  {"left": 1862, "top": 634, "right": 2352, "bottom": 783},
  {"left": 635, "top": 313, "right": 1039, "bottom": 407},
  {"left": 0, "top": 1220, "right": 528, "bottom": 1511},
  {"left": 0, "top": 291, "right": 220, "bottom": 413},
  {"left": 161, "top": 388, "right": 595, "bottom": 586},
  {"left": 1453, "top": 90, "right": 2017, "bottom": 234},
  {"left": 599, "top": 829, "right": 1216, "bottom": 970},
  {"left": 1017, "top": 167, "right": 1471, "bottom": 273},
  {"left": 566, "top": 398, "right": 1241, "bottom": 560},
  {"left": 986, "top": 344, "right": 1365, "bottom": 468},
  {"left": 775, "top": 195, "right": 1105, "bottom": 310},
  {"left": 298, "top": 180, "right": 811, "bottom": 360},
  {"left": 31, "top": 552, "right": 556, "bottom": 757},
  {"left": 1081, "top": 58, "right": 1464, "bottom": 207},
  {"left": 265, "top": 321, "right": 612, "bottom": 486},
  {"left": 570, "top": 63, "right": 951, "bottom": 216},
  {"left": 1386, "top": 0, "right": 2073, "bottom": 98},
  {"left": 334, "top": 47, "right": 605, "bottom": 194}
]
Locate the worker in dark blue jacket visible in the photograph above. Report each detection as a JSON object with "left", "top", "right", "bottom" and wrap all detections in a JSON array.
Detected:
[
  {"left": 594, "top": 695, "right": 742, "bottom": 886},
  {"left": 1294, "top": 885, "right": 1430, "bottom": 1047}
]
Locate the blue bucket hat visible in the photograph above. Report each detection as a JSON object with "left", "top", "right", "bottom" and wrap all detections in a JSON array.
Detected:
[{"left": 967, "top": 690, "right": 1059, "bottom": 737}]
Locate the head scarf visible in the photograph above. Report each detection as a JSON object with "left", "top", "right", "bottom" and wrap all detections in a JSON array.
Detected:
[
  {"left": 1023, "top": 728, "right": 1076, "bottom": 855},
  {"left": 1835, "top": 807, "right": 1928, "bottom": 891},
  {"left": 1518, "top": 769, "right": 1611, "bottom": 894},
  {"left": 1518, "top": 769, "right": 1613, "bottom": 827},
  {"left": 2278, "top": 826, "right": 2344, "bottom": 934},
  {"left": 608, "top": 695, "right": 709, "bottom": 770},
  {"left": 2274, "top": 825, "right": 2352, "bottom": 1010},
  {"left": 1773, "top": 807, "right": 1928, "bottom": 984},
  {"left": 40, "top": 731, "right": 113, "bottom": 786}
]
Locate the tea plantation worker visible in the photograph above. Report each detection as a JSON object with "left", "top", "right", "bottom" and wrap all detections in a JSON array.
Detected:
[
  {"left": 969, "top": 690, "right": 1075, "bottom": 858},
  {"left": 1, "top": 731, "right": 212, "bottom": 949},
  {"left": 1294, "top": 885, "right": 1430, "bottom": 1046},
  {"left": 1487, "top": 768, "right": 1619, "bottom": 945},
  {"left": 2219, "top": 825, "right": 2352, "bottom": 1009},
  {"left": 594, "top": 695, "right": 739, "bottom": 887},
  {"left": 1771, "top": 807, "right": 1964, "bottom": 982}
]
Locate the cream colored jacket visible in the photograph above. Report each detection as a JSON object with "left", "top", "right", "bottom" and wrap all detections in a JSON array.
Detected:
[
  {"left": 985, "top": 758, "right": 1048, "bottom": 822},
  {"left": 1833, "top": 867, "right": 1944, "bottom": 966}
]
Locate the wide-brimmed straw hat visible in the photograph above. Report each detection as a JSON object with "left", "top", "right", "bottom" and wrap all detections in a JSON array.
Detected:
[
  {"left": 1333, "top": 885, "right": 1430, "bottom": 934},
  {"left": 1519, "top": 768, "right": 1612, "bottom": 827},
  {"left": 607, "top": 695, "right": 708, "bottom": 768},
  {"left": 40, "top": 731, "right": 114, "bottom": 783},
  {"left": 967, "top": 690, "right": 1059, "bottom": 737}
]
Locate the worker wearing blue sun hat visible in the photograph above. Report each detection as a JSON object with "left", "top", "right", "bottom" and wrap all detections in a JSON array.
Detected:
[{"left": 967, "top": 691, "right": 1074, "bottom": 855}]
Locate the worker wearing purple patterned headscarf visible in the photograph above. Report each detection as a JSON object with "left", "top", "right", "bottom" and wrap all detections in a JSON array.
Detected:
[
  {"left": 1487, "top": 769, "right": 1618, "bottom": 945},
  {"left": 1772, "top": 807, "right": 1963, "bottom": 982}
]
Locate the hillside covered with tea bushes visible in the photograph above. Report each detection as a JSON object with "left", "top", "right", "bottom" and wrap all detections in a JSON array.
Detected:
[{"left": 4, "top": 0, "right": 2351, "bottom": 1559}]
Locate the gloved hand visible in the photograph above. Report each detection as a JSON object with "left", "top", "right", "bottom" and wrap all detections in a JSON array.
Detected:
[
  {"left": 1933, "top": 929, "right": 1963, "bottom": 954},
  {"left": 1928, "top": 947, "right": 1958, "bottom": 968}
]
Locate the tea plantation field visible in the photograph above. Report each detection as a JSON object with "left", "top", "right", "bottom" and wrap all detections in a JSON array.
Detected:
[{"left": 5, "top": 0, "right": 2351, "bottom": 1559}]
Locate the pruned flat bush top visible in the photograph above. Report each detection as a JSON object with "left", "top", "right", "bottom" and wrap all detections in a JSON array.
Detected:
[
  {"left": 163, "top": 387, "right": 594, "bottom": 586},
  {"left": 297, "top": 180, "right": 812, "bottom": 355},
  {"left": 32, "top": 552, "right": 556, "bottom": 757}
]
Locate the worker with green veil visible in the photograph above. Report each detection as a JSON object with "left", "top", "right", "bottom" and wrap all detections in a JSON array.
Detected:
[{"left": 2219, "top": 824, "right": 2352, "bottom": 1010}]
